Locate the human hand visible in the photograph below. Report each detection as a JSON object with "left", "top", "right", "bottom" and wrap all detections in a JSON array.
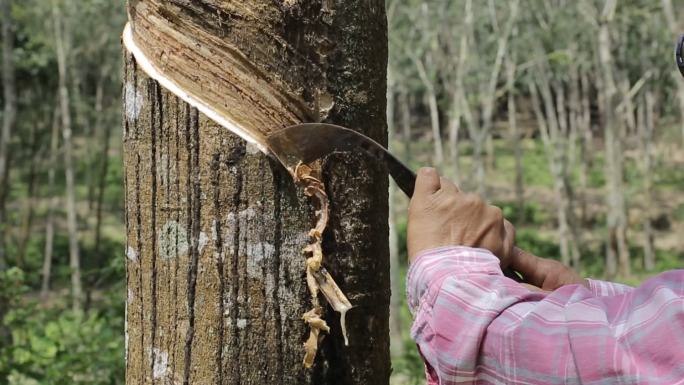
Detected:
[
  {"left": 509, "top": 247, "right": 587, "bottom": 291},
  {"left": 407, "top": 167, "right": 515, "bottom": 266}
]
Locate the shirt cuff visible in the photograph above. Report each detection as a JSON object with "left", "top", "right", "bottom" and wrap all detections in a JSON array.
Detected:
[
  {"left": 406, "top": 246, "right": 502, "bottom": 314},
  {"left": 586, "top": 278, "right": 634, "bottom": 297}
]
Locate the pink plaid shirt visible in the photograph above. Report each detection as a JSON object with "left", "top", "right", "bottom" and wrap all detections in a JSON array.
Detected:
[{"left": 407, "top": 246, "right": 684, "bottom": 385}]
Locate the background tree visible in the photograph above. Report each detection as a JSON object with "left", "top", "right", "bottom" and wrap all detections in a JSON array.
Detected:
[
  {"left": 2, "top": 0, "right": 684, "bottom": 383},
  {"left": 0, "top": 0, "right": 15, "bottom": 269}
]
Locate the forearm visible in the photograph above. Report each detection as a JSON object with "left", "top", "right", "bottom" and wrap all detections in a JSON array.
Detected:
[{"left": 408, "top": 246, "right": 684, "bottom": 384}]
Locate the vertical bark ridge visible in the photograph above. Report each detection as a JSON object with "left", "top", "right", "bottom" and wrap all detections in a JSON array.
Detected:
[
  {"left": 148, "top": 79, "right": 160, "bottom": 385},
  {"left": 124, "top": 56, "right": 130, "bottom": 139},
  {"left": 135, "top": 152, "right": 145, "bottom": 384},
  {"left": 170, "top": 98, "right": 182, "bottom": 381},
  {"left": 123, "top": 52, "right": 131, "bottom": 379},
  {"left": 183, "top": 107, "right": 201, "bottom": 385},
  {"left": 227, "top": 145, "right": 243, "bottom": 385},
  {"left": 211, "top": 150, "right": 225, "bottom": 385},
  {"left": 271, "top": 161, "right": 285, "bottom": 381},
  {"left": 132, "top": 60, "right": 139, "bottom": 140},
  {"left": 160, "top": 90, "right": 173, "bottom": 381},
  {"left": 226, "top": 144, "right": 244, "bottom": 384}
]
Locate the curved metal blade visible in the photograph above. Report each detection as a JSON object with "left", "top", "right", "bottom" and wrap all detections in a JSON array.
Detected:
[
  {"left": 266, "top": 123, "right": 523, "bottom": 283},
  {"left": 266, "top": 123, "right": 416, "bottom": 197}
]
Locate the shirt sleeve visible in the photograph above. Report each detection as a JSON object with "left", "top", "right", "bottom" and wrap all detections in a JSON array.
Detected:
[
  {"left": 586, "top": 277, "right": 634, "bottom": 296},
  {"left": 407, "top": 246, "right": 684, "bottom": 385}
]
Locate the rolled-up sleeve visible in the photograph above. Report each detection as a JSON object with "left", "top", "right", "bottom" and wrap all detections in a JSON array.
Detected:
[
  {"left": 586, "top": 278, "right": 634, "bottom": 296},
  {"left": 407, "top": 246, "right": 684, "bottom": 385}
]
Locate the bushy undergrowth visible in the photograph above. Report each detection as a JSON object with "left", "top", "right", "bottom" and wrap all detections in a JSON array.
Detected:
[{"left": 0, "top": 269, "right": 125, "bottom": 385}]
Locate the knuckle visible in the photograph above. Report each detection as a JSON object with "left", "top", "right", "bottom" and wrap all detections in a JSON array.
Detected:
[
  {"left": 432, "top": 189, "right": 457, "bottom": 208},
  {"left": 490, "top": 206, "right": 504, "bottom": 222}
]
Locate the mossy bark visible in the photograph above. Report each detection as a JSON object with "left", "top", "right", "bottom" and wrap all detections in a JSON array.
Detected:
[{"left": 123, "top": 1, "right": 389, "bottom": 384}]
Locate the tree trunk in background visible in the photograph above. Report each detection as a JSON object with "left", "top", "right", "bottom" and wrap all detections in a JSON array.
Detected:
[
  {"left": 661, "top": 0, "right": 684, "bottom": 146},
  {"left": 485, "top": 133, "right": 495, "bottom": 174},
  {"left": 506, "top": 57, "right": 524, "bottom": 224},
  {"left": 42, "top": 105, "right": 60, "bottom": 299},
  {"left": 465, "top": 0, "right": 518, "bottom": 197},
  {"left": 52, "top": 0, "right": 83, "bottom": 311},
  {"left": 528, "top": 66, "right": 580, "bottom": 268},
  {"left": 598, "top": 0, "right": 629, "bottom": 278},
  {"left": 386, "top": 73, "right": 403, "bottom": 358},
  {"left": 94, "top": 72, "right": 109, "bottom": 258},
  {"left": 124, "top": 2, "right": 389, "bottom": 384},
  {"left": 639, "top": 91, "right": 656, "bottom": 271},
  {"left": 578, "top": 72, "right": 593, "bottom": 225},
  {"left": 0, "top": 0, "right": 16, "bottom": 269},
  {"left": 17, "top": 122, "right": 41, "bottom": 267},
  {"left": 399, "top": 89, "right": 412, "bottom": 165},
  {"left": 0, "top": 0, "right": 12, "bottom": 350},
  {"left": 447, "top": 91, "right": 462, "bottom": 184},
  {"left": 412, "top": 55, "right": 443, "bottom": 165}
]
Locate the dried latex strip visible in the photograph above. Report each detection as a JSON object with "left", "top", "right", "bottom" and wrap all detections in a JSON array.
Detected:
[{"left": 123, "top": 22, "right": 352, "bottom": 368}]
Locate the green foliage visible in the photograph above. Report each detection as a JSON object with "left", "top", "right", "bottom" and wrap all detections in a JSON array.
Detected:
[
  {"left": 390, "top": 264, "right": 427, "bottom": 385},
  {"left": 499, "top": 201, "right": 549, "bottom": 226},
  {"left": 4, "top": 309, "right": 124, "bottom": 385},
  {"left": 673, "top": 202, "right": 684, "bottom": 222},
  {"left": 0, "top": 269, "right": 124, "bottom": 385},
  {"left": 520, "top": 142, "right": 553, "bottom": 188}
]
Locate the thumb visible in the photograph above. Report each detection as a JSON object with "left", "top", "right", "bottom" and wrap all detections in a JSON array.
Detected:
[
  {"left": 413, "top": 167, "right": 440, "bottom": 198},
  {"left": 509, "top": 247, "right": 544, "bottom": 287}
]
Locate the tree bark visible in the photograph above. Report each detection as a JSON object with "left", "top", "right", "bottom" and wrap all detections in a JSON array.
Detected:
[
  {"left": 399, "top": 89, "right": 412, "bottom": 165},
  {"left": 578, "top": 71, "right": 592, "bottom": 225},
  {"left": 52, "top": 0, "right": 83, "bottom": 311},
  {"left": 386, "top": 71, "right": 403, "bottom": 359},
  {"left": 411, "top": 54, "right": 443, "bottom": 165},
  {"left": 506, "top": 57, "right": 524, "bottom": 225},
  {"left": 16, "top": 119, "right": 41, "bottom": 267},
  {"left": 528, "top": 66, "right": 580, "bottom": 268},
  {"left": 638, "top": 90, "right": 656, "bottom": 271},
  {"left": 463, "top": 0, "right": 519, "bottom": 197},
  {"left": 597, "top": 0, "right": 630, "bottom": 278},
  {"left": 447, "top": 91, "right": 462, "bottom": 184},
  {"left": 0, "top": 0, "right": 16, "bottom": 269},
  {"left": 42, "top": 104, "right": 60, "bottom": 299},
  {"left": 94, "top": 71, "right": 109, "bottom": 259},
  {"left": 124, "top": 2, "right": 390, "bottom": 384}
]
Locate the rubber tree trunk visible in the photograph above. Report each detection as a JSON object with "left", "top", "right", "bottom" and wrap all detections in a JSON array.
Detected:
[
  {"left": 17, "top": 121, "right": 41, "bottom": 267},
  {"left": 53, "top": 0, "right": 84, "bottom": 312},
  {"left": 123, "top": 2, "right": 390, "bottom": 384},
  {"left": 386, "top": 69, "right": 403, "bottom": 358},
  {"left": 0, "top": 0, "right": 16, "bottom": 269},
  {"left": 598, "top": 0, "right": 630, "bottom": 278},
  {"left": 505, "top": 59, "right": 524, "bottom": 225},
  {"left": 638, "top": 91, "right": 656, "bottom": 271},
  {"left": 42, "top": 104, "right": 60, "bottom": 299},
  {"left": 399, "top": 89, "right": 412, "bottom": 165}
]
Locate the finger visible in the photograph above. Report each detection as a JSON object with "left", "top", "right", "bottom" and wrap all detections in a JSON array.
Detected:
[
  {"left": 501, "top": 220, "right": 516, "bottom": 268},
  {"left": 413, "top": 167, "right": 441, "bottom": 198},
  {"left": 520, "top": 283, "right": 550, "bottom": 293},
  {"left": 509, "top": 247, "right": 544, "bottom": 287},
  {"left": 438, "top": 176, "right": 460, "bottom": 194}
]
